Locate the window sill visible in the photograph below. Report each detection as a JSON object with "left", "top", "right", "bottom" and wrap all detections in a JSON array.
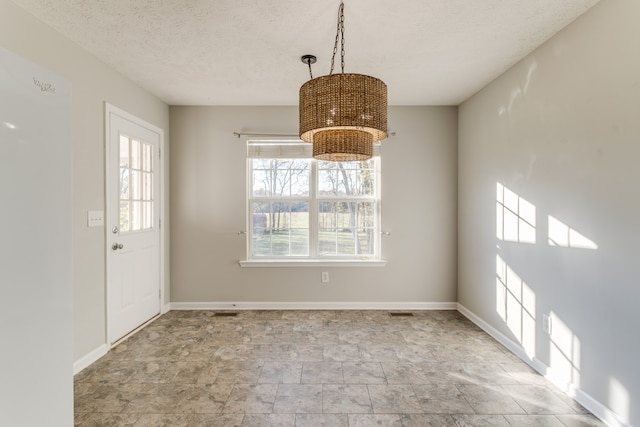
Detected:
[{"left": 239, "top": 259, "right": 387, "bottom": 268}]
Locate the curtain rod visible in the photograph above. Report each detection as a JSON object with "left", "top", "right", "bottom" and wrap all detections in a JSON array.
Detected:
[
  {"left": 233, "top": 131, "right": 396, "bottom": 138},
  {"left": 233, "top": 132, "right": 298, "bottom": 138}
]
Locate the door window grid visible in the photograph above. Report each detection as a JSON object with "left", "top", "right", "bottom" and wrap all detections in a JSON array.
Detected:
[{"left": 119, "top": 135, "right": 154, "bottom": 232}]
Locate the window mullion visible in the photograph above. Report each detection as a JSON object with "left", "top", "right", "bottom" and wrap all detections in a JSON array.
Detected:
[{"left": 309, "top": 159, "right": 318, "bottom": 258}]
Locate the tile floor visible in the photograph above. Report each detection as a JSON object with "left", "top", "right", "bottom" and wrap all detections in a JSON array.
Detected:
[{"left": 74, "top": 310, "right": 605, "bottom": 426}]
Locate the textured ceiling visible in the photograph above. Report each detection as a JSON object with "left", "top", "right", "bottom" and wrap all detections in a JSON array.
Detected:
[{"left": 11, "top": 0, "right": 599, "bottom": 106}]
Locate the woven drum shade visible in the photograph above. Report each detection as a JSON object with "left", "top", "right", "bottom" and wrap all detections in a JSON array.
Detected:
[
  {"left": 299, "top": 73, "right": 387, "bottom": 161},
  {"left": 313, "top": 130, "right": 372, "bottom": 161}
]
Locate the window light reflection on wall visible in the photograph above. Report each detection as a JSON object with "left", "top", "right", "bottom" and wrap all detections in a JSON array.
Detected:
[
  {"left": 496, "top": 254, "right": 536, "bottom": 357},
  {"left": 496, "top": 182, "right": 536, "bottom": 244},
  {"left": 548, "top": 216, "right": 598, "bottom": 250}
]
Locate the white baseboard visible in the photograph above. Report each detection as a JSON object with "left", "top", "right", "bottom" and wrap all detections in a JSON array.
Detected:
[
  {"left": 457, "top": 303, "right": 629, "bottom": 427},
  {"left": 572, "top": 388, "right": 630, "bottom": 427},
  {"left": 162, "top": 302, "right": 171, "bottom": 314},
  {"left": 170, "top": 301, "right": 458, "bottom": 311},
  {"left": 73, "top": 343, "right": 108, "bottom": 376}
]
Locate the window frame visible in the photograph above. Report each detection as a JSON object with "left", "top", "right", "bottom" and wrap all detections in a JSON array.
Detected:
[{"left": 241, "top": 139, "right": 385, "bottom": 267}]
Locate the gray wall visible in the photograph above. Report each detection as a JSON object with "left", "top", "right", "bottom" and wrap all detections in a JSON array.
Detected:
[
  {"left": 1, "top": 0, "right": 170, "bottom": 362},
  {"left": 458, "top": 1, "right": 639, "bottom": 425},
  {"left": 170, "top": 106, "right": 458, "bottom": 305}
]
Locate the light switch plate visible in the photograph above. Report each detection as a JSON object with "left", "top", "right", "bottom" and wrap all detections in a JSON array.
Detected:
[{"left": 87, "top": 210, "right": 104, "bottom": 227}]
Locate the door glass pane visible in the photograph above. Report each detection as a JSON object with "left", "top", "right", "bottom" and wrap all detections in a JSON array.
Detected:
[
  {"left": 131, "top": 170, "right": 141, "bottom": 200},
  {"left": 142, "top": 143, "right": 152, "bottom": 172},
  {"left": 119, "top": 167, "right": 129, "bottom": 199},
  {"left": 142, "top": 172, "right": 152, "bottom": 200},
  {"left": 119, "top": 136, "right": 129, "bottom": 168},
  {"left": 131, "top": 139, "right": 141, "bottom": 170},
  {"left": 119, "top": 136, "right": 154, "bottom": 233},
  {"left": 119, "top": 201, "right": 130, "bottom": 232}
]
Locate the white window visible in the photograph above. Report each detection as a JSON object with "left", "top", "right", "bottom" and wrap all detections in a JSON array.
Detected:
[{"left": 246, "top": 140, "right": 381, "bottom": 261}]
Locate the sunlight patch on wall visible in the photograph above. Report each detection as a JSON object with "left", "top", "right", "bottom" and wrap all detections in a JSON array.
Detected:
[
  {"left": 609, "top": 378, "right": 630, "bottom": 425},
  {"left": 496, "top": 254, "right": 536, "bottom": 357},
  {"left": 548, "top": 216, "right": 598, "bottom": 250},
  {"left": 496, "top": 183, "right": 536, "bottom": 244},
  {"left": 549, "top": 312, "right": 581, "bottom": 389}
]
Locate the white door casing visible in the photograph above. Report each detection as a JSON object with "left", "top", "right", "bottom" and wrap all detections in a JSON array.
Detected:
[{"left": 106, "top": 104, "right": 162, "bottom": 344}]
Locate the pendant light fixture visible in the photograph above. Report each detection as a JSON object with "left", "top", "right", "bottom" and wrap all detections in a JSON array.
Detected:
[{"left": 299, "top": 1, "right": 388, "bottom": 161}]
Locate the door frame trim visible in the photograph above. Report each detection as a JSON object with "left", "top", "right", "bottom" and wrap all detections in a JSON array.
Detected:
[{"left": 104, "top": 102, "right": 166, "bottom": 345}]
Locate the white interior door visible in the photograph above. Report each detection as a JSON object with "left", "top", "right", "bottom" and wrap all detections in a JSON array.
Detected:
[{"left": 106, "top": 105, "right": 161, "bottom": 343}]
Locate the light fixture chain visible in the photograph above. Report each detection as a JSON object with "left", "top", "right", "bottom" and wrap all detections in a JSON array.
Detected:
[
  {"left": 340, "top": 2, "right": 345, "bottom": 73},
  {"left": 330, "top": 1, "right": 345, "bottom": 75}
]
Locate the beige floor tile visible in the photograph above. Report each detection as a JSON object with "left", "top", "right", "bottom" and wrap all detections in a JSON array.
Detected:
[
  {"left": 132, "top": 413, "right": 192, "bottom": 427},
  {"left": 502, "top": 384, "right": 576, "bottom": 414},
  {"left": 174, "top": 383, "right": 234, "bottom": 414},
  {"left": 412, "top": 384, "right": 475, "bottom": 414},
  {"left": 456, "top": 384, "right": 526, "bottom": 415},
  {"left": 367, "top": 384, "right": 423, "bottom": 414},
  {"left": 400, "top": 414, "right": 457, "bottom": 426},
  {"left": 73, "top": 310, "right": 606, "bottom": 426},
  {"left": 395, "top": 344, "right": 436, "bottom": 362},
  {"left": 555, "top": 414, "right": 609, "bottom": 426},
  {"left": 499, "top": 362, "right": 550, "bottom": 385},
  {"left": 74, "top": 412, "right": 141, "bottom": 427},
  {"left": 294, "top": 414, "right": 348, "bottom": 427},
  {"left": 300, "top": 362, "right": 343, "bottom": 384},
  {"left": 240, "top": 414, "right": 295, "bottom": 426},
  {"left": 123, "top": 383, "right": 189, "bottom": 414},
  {"left": 503, "top": 414, "right": 566, "bottom": 426},
  {"left": 189, "top": 414, "right": 244, "bottom": 427},
  {"left": 322, "top": 344, "right": 361, "bottom": 361},
  {"left": 189, "top": 413, "right": 243, "bottom": 427},
  {"left": 321, "top": 384, "right": 372, "bottom": 414},
  {"left": 381, "top": 361, "right": 431, "bottom": 384},
  {"left": 358, "top": 344, "right": 400, "bottom": 362},
  {"left": 213, "top": 362, "right": 264, "bottom": 384},
  {"left": 451, "top": 414, "right": 511, "bottom": 426},
  {"left": 272, "top": 384, "right": 322, "bottom": 413},
  {"left": 222, "top": 384, "right": 278, "bottom": 414},
  {"left": 257, "top": 361, "right": 302, "bottom": 384},
  {"left": 76, "top": 382, "right": 145, "bottom": 413},
  {"left": 342, "top": 362, "right": 386, "bottom": 384},
  {"left": 348, "top": 413, "right": 403, "bottom": 426}
]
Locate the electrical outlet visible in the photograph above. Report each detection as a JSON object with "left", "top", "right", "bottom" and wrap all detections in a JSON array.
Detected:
[
  {"left": 542, "top": 314, "right": 552, "bottom": 335},
  {"left": 321, "top": 272, "right": 329, "bottom": 283}
]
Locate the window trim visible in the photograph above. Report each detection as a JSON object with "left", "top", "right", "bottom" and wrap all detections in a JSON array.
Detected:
[
  {"left": 244, "top": 140, "right": 383, "bottom": 264},
  {"left": 238, "top": 259, "right": 387, "bottom": 268}
]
